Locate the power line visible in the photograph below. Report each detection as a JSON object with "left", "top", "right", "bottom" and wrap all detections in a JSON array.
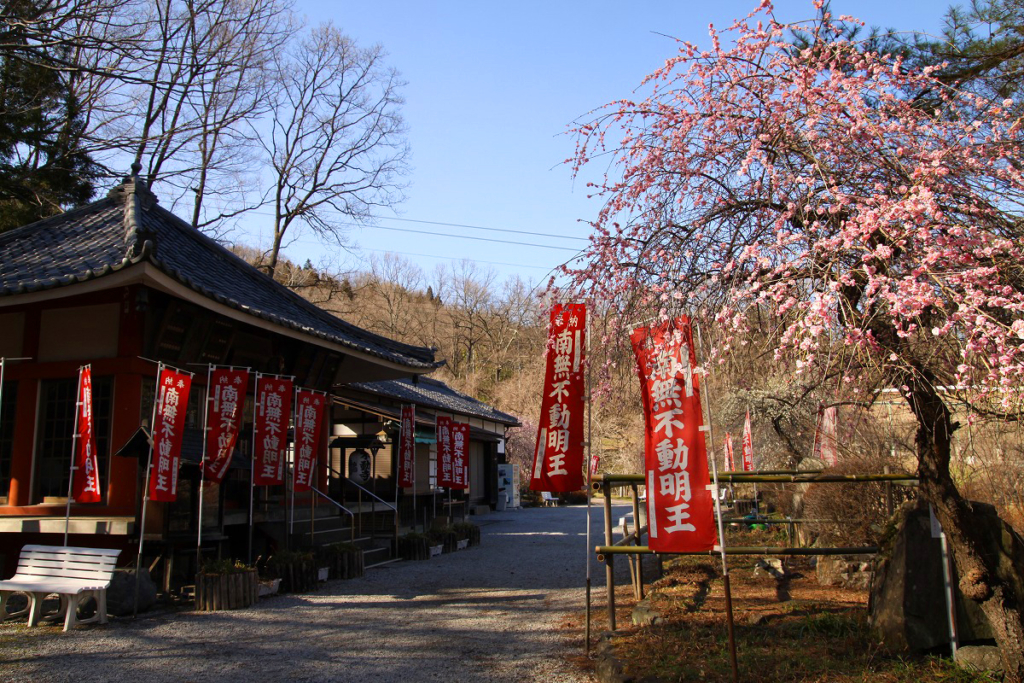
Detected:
[
  {"left": 353, "top": 246, "right": 555, "bottom": 271},
  {"left": 380, "top": 215, "right": 589, "bottom": 242},
  {"left": 361, "top": 224, "right": 582, "bottom": 251},
  {"left": 232, "top": 207, "right": 591, "bottom": 244}
]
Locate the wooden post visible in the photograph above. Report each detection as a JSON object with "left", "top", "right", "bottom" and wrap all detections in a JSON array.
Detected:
[{"left": 603, "top": 479, "right": 616, "bottom": 631}]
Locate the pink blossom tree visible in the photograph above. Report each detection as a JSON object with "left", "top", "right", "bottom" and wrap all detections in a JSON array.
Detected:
[{"left": 567, "top": 2, "right": 1024, "bottom": 674}]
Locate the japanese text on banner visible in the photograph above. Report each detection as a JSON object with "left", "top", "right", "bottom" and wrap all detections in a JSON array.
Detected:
[
  {"left": 73, "top": 366, "right": 101, "bottom": 503},
  {"left": 398, "top": 405, "right": 416, "bottom": 488},
  {"left": 150, "top": 367, "right": 193, "bottom": 503},
  {"left": 253, "top": 376, "right": 293, "bottom": 486},
  {"left": 203, "top": 368, "right": 249, "bottom": 485},
  {"left": 293, "top": 389, "right": 324, "bottom": 493},
  {"left": 437, "top": 415, "right": 454, "bottom": 488},
  {"left": 449, "top": 422, "right": 469, "bottom": 490},
  {"left": 530, "top": 303, "right": 586, "bottom": 493},
  {"left": 631, "top": 317, "right": 716, "bottom": 553}
]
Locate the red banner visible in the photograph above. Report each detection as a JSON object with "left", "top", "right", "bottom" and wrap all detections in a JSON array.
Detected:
[
  {"left": 724, "top": 433, "right": 735, "bottom": 472},
  {"left": 150, "top": 366, "right": 193, "bottom": 502},
  {"left": 398, "top": 404, "right": 416, "bottom": 488},
  {"left": 73, "top": 366, "right": 101, "bottom": 503},
  {"left": 742, "top": 410, "right": 755, "bottom": 472},
  {"left": 631, "top": 316, "right": 716, "bottom": 553},
  {"left": 293, "top": 389, "right": 325, "bottom": 493},
  {"left": 253, "top": 375, "right": 293, "bottom": 486},
  {"left": 813, "top": 405, "right": 838, "bottom": 466},
  {"left": 203, "top": 368, "right": 249, "bottom": 485},
  {"left": 437, "top": 415, "right": 453, "bottom": 488},
  {"left": 450, "top": 421, "right": 469, "bottom": 490},
  {"left": 530, "top": 303, "right": 586, "bottom": 493},
  {"left": 590, "top": 453, "right": 600, "bottom": 477}
]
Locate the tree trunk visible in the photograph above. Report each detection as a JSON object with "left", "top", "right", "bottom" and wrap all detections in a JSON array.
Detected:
[{"left": 904, "top": 374, "right": 1024, "bottom": 681}]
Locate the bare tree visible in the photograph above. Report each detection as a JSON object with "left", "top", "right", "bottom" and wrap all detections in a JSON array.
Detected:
[
  {"left": 123, "top": 0, "right": 295, "bottom": 231},
  {"left": 362, "top": 253, "right": 424, "bottom": 338},
  {"left": 260, "top": 22, "right": 409, "bottom": 276}
]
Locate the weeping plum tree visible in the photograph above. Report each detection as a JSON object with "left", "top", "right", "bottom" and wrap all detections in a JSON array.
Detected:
[{"left": 567, "top": 1, "right": 1024, "bottom": 675}]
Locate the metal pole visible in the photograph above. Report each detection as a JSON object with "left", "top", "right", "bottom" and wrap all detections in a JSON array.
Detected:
[
  {"left": 630, "top": 483, "right": 644, "bottom": 599},
  {"left": 136, "top": 363, "right": 162, "bottom": 618},
  {"left": 64, "top": 365, "right": 85, "bottom": 547},
  {"left": 602, "top": 477, "right": 616, "bottom": 631},
  {"left": 585, "top": 308, "right": 593, "bottom": 653},
  {"left": 248, "top": 372, "right": 261, "bottom": 566},
  {"left": 197, "top": 364, "right": 212, "bottom": 573},
  {"left": 940, "top": 531, "right": 959, "bottom": 657},
  {"left": 696, "top": 321, "right": 739, "bottom": 683}
]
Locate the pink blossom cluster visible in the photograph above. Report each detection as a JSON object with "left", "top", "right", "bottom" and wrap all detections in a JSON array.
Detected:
[{"left": 565, "top": 2, "right": 1024, "bottom": 412}]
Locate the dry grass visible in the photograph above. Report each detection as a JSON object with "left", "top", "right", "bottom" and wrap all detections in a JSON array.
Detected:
[{"left": 573, "top": 528, "right": 999, "bottom": 683}]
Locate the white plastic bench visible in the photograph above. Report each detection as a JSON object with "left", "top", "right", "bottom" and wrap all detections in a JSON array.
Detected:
[
  {"left": 541, "top": 491, "right": 558, "bottom": 507},
  {"left": 0, "top": 544, "right": 122, "bottom": 631}
]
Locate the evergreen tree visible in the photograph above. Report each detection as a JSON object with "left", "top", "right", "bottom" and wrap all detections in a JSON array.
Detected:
[{"left": 0, "top": 0, "right": 99, "bottom": 232}]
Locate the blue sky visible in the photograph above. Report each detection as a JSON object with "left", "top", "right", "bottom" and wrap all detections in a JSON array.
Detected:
[{"left": 253, "top": 0, "right": 949, "bottom": 290}]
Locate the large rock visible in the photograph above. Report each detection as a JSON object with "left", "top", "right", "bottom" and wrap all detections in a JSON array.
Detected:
[
  {"left": 817, "top": 554, "right": 873, "bottom": 590},
  {"left": 106, "top": 568, "right": 158, "bottom": 616},
  {"left": 868, "top": 499, "right": 1024, "bottom": 652},
  {"left": 956, "top": 645, "right": 1005, "bottom": 677}
]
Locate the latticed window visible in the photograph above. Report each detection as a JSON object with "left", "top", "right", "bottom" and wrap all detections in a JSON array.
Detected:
[
  {"left": 0, "top": 380, "right": 17, "bottom": 501},
  {"left": 34, "top": 376, "right": 112, "bottom": 502}
]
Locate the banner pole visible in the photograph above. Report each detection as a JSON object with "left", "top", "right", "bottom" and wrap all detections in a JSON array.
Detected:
[
  {"left": 288, "top": 386, "right": 297, "bottom": 549},
  {"left": 249, "top": 372, "right": 260, "bottom": 566},
  {"left": 585, "top": 308, "right": 593, "bottom": 654},
  {"left": 196, "top": 364, "right": 212, "bottom": 574},
  {"left": 695, "top": 322, "right": 739, "bottom": 683},
  {"left": 64, "top": 365, "right": 85, "bottom": 546},
  {"left": 136, "top": 363, "right": 162, "bottom": 618}
]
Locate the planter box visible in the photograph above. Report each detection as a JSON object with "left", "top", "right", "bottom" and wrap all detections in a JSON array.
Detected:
[
  {"left": 266, "top": 558, "right": 318, "bottom": 593},
  {"left": 429, "top": 544, "right": 443, "bottom": 558},
  {"left": 258, "top": 578, "right": 281, "bottom": 597},
  {"left": 195, "top": 569, "right": 258, "bottom": 611},
  {"left": 398, "top": 536, "right": 431, "bottom": 561},
  {"left": 321, "top": 548, "right": 365, "bottom": 579},
  {"left": 456, "top": 539, "right": 469, "bottom": 551}
]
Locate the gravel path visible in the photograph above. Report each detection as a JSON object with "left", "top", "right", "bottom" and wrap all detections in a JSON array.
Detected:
[{"left": 0, "top": 503, "right": 632, "bottom": 682}]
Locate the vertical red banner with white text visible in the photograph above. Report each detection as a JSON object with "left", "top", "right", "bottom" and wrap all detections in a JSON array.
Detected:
[
  {"left": 814, "top": 405, "right": 838, "bottom": 466},
  {"left": 73, "top": 366, "right": 101, "bottom": 503},
  {"left": 450, "top": 422, "right": 469, "bottom": 490},
  {"left": 631, "top": 317, "right": 716, "bottom": 553},
  {"left": 398, "top": 405, "right": 416, "bottom": 488},
  {"left": 203, "top": 368, "right": 249, "bottom": 485},
  {"left": 741, "top": 410, "right": 755, "bottom": 472},
  {"left": 293, "top": 389, "right": 325, "bottom": 493},
  {"left": 253, "top": 376, "right": 293, "bottom": 486},
  {"left": 530, "top": 303, "right": 586, "bottom": 493},
  {"left": 724, "top": 433, "right": 735, "bottom": 472},
  {"left": 150, "top": 367, "right": 193, "bottom": 502},
  {"left": 436, "top": 415, "right": 453, "bottom": 488}
]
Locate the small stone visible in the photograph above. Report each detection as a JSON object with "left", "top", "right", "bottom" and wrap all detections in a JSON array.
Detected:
[
  {"left": 631, "top": 598, "right": 662, "bottom": 627},
  {"left": 956, "top": 645, "right": 1004, "bottom": 676}
]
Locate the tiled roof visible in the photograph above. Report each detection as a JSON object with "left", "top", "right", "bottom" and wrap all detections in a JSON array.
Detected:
[
  {"left": 0, "top": 177, "right": 438, "bottom": 370},
  {"left": 347, "top": 376, "right": 521, "bottom": 426}
]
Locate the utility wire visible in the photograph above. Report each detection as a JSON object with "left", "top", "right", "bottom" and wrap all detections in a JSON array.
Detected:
[
  {"left": 233, "top": 207, "right": 591, "bottom": 243},
  {"left": 362, "top": 224, "right": 582, "bottom": 251}
]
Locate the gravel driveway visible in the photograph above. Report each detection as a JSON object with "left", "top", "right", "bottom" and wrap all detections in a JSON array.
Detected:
[{"left": 0, "top": 503, "right": 632, "bottom": 682}]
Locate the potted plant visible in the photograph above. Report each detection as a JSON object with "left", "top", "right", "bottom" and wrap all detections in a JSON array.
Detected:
[
  {"left": 195, "top": 559, "right": 258, "bottom": 611},
  {"left": 453, "top": 521, "right": 481, "bottom": 547},
  {"left": 427, "top": 525, "right": 458, "bottom": 553},
  {"left": 398, "top": 532, "right": 431, "bottom": 561},
  {"left": 263, "top": 549, "right": 317, "bottom": 593},
  {"left": 317, "top": 542, "right": 365, "bottom": 580}
]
